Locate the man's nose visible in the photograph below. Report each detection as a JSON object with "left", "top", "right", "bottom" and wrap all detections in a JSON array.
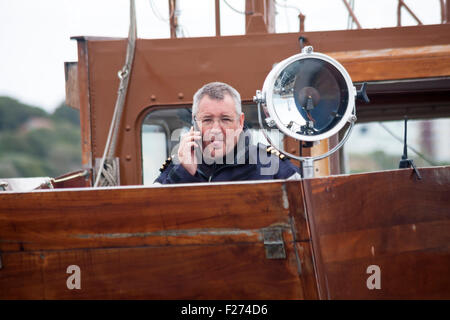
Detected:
[
  {"left": 211, "top": 119, "right": 222, "bottom": 130},
  {"left": 208, "top": 124, "right": 223, "bottom": 137}
]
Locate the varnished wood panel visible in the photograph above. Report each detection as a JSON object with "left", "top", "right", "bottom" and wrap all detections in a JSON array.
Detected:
[
  {"left": 320, "top": 219, "right": 450, "bottom": 264},
  {"left": 305, "top": 167, "right": 450, "bottom": 235},
  {"left": 64, "top": 62, "right": 79, "bottom": 110},
  {"left": 331, "top": 44, "right": 450, "bottom": 82},
  {"left": 76, "top": 40, "right": 93, "bottom": 169},
  {"left": 3, "top": 167, "right": 448, "bottom": 299},
  {"left": 285, "top": 181, "right": 309, "bottom": 242},
  {"left": 0, "top": 241, "right": 303, "bottom": 299},
  {"left": 303, "top": 166, "right": 450, "bottom": 299},
  {"left": 286, "top": 182, "right": 320, "bottom": 299},
  {"left": 77, "top": 24, "right": 450, "bottom": 185},
  {"left": 0, "top": 182, "right": 294, "bottom": 252},
  {"left": 325, "top": 247, "right": 450, "bottom": 299},
  {"left": 295, "top": 242, "right": 319, "bottom": 300},
  {"left": 0, "top": 180, "right": 310, "bottom": 299}
]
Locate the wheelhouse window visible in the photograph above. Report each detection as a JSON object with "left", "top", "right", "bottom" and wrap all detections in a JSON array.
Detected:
[
  {"left": 141, "top": 104, "right": 285, "bottom": 185},
  {"left": 141, "top": 107, "right": 191, "bottom": 184},
  {"left": 343, "top": 117, "right": 450, "bottom": 174}
]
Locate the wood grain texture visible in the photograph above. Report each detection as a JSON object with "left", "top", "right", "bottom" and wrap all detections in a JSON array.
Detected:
[
  {"left": 330, "top": 44, "right": 450, "bottom": 81},
  {"left": 356, "top": 90, "right": 450, "bottom": 123},
  {"left": 64, "top": 62, "right": 79, "bottom": 110},
  {"left": 0, "top": 181, "right": 309, "bottom": 299},
  {"left": 76, "top": 40, "right": 93, "bottom": 169},
  {"left": 325, "top": 247, "right": 450, "bottom": 299},
  {"left": 303, "top": 166, "right": 450, "bottom": 299},
  {"left": 305, "top": 167, "right": 450, "bottom": 235},
  {"left": 2, "top": 167, "right": 448, "bottom": 299},
  {"left": 0, "top": 182, "right": 293, "bottom": 252},
  {"left": 285, "top": 181, "right": 309, "bottom": 242},
  {"left": 295, "top": 242, "right": 319, "bottom": 300},
  {"left": 320, "top": 219, "right": 450, "bottom": 264},
  {"left": 0, "top": 241, "right": 304, "bottom": 299}
]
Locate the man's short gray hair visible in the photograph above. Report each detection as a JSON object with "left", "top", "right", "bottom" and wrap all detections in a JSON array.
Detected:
[{"left": 192, "top": 82, "right": 242, "bottom": 116}]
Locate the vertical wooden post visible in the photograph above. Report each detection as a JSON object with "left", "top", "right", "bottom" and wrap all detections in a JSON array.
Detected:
[
  {"left": 169, "top": 0, "right": 177, "bottom": 38},
  {"left": 245, "top": 0, "right": 254, "bottom": 30},
  {"left": 215, "top": 0, "right": 221, "bottom": 36},
  {"left": 440, "top": 0, "right": 445, "bottom": 23},
  {"left": 299, "top": 13, "right": 306, "bottom": 32},
  {"left": 75, "top": 38, "right": 93, "bottom": 172},
  {"left": 446, "top": 0, "right": 450, "bottom": 23},
  {"left": 266, "top": 0, "right": 276, "bottom": 33},
  {"left": 245, "top": 0, "right": 276, "bottom": 34},
  {"left": 311, "top": 140, "right": 331, "bottom": 177}
]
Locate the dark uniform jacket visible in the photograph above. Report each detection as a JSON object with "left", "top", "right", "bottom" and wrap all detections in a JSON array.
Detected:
[{"left": 154, "top": 135, "right": 300, "bottom": 184}]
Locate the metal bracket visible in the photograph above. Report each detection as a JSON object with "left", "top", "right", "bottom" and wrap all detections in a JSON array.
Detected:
[
  {"left": 0, "top": 181, "right": 8, "bottom": 191},
  {"left": 302, "top": 158, "right": 315, "bottom": 179},
  {"left": 265, "top": 117, "right": 276, "bottom": 128},
  {"left": 263, "top": 228, "right": 286, "bottom": 259},
  {"left": 301, "top": 45, "right": 313, "bottom": 54},
  {"left": 253, "top": 90, "right": 265, "bottom": 104}
]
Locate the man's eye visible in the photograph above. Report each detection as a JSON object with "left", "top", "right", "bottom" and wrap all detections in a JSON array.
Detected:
[
  {"left": 202, "top": 119, "right": 213, "bottom": 124},
  {"left": 221, "top": 118, "right": 232, "bottom": 123}
]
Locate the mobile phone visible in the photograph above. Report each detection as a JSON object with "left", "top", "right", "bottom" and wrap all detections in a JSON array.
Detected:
[{"left": 192, "top": 119, "right": 203, "bottom": 163}]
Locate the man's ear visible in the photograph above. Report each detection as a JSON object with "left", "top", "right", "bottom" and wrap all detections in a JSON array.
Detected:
[{"left": 239, "top": 112, "right": 245, "bottom": 129}]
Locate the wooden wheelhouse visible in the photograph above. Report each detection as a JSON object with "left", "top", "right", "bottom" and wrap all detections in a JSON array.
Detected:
[{"left": 1, "top": 1, "right": 449, "bottom": 299}]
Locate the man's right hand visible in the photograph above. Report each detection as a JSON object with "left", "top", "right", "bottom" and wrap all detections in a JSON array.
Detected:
[{"left": 178, "top": 126, "right": 202, "bottom": 176}]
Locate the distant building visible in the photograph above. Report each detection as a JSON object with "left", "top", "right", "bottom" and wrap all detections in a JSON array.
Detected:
[{"left": 20, "top": 117, "right": 53, "bottom": 133}]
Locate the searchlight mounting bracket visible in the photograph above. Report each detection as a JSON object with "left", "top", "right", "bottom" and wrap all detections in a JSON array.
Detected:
[{"left": 254, "top": 46, "right": 368, "bottom": 178}]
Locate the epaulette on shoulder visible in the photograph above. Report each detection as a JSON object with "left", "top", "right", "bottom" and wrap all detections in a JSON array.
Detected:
[
  {"left": 266, "top": 146, "right": 286, "bottom": 160},
  {"left": 159, "top": 156, "right": 173, "bottom": 172}
]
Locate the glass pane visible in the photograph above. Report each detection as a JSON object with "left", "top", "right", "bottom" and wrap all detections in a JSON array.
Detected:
[
  {"left": 272, "top": 58, "right": 349, "bottom": 136},
  {"left": 142, "top": 125, "right": 167, "bottom": 185},
  {"left": 344, "top": 118, "right": 450, "bottom": 174},
  {"left": 141, "top": 108, "right": 192, "bottom": 185}
]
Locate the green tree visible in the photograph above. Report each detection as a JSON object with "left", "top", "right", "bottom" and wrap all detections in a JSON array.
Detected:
[
  {"left": 0, "top": 96, "right": 48, "bottom": 131},
  {"left": 52, "top": 102, "right": 80, "bottom": 126},
  {"left": 0, "top": 97, "right": 81, "bottom": 178}
]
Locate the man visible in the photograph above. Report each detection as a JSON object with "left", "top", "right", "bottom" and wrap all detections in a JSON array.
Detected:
[{"left": 155, "top": 82, "right": 300, "bottom": 184}]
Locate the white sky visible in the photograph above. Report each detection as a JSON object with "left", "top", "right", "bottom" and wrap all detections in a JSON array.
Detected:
[{"left": 0, "top": 0, "right": 442, "bottom": 112}]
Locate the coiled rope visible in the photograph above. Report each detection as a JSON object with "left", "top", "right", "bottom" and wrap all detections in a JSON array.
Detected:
[{"left": 94, "top": 0, "right": 137, "bottom": 187}]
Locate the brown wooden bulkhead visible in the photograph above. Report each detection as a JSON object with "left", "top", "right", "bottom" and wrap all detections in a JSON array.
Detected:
[
  {"left": 1, "top": 167, "right": 449, "bottom": 299},
  {"left": 67, "top": 24, "right": 450, "bottom": 185}
]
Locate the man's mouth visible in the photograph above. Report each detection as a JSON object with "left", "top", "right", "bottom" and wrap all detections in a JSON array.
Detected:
[
  {"left": 211, "top": 140, "right": 223, "bottom": 149},
  {"left": 209, "top": 135, "right": 224, "bottom": 149}
]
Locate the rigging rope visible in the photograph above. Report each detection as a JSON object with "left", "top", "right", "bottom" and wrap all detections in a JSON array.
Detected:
[
  {"left": 274, "top": 0, "right": 301, "bottom": 13},
  {"left": 377, "top": 122, "right": 437, "bottom": 166},
  {"left": 222, "top": 0, "right": 253, "bottom": 15},
  {"left": 149, "top": 0, "right": 175, "bottom": 22},
  {"left": 94, "top": 0, "right": 137, "bottom": 187}
]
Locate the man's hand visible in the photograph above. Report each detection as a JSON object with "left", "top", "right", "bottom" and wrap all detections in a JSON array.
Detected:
[{"left": 178, "top": 127, "right": 202, "bottom": 176}]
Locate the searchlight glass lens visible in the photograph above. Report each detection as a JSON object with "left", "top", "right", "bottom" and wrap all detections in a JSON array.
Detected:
[{"left": 272, "top": 58, "right": 349, "bottom": 136}]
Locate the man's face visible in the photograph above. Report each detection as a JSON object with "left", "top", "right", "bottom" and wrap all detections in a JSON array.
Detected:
[{"left": 195, "top": 94, "right": 245, "bottom": 160}]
